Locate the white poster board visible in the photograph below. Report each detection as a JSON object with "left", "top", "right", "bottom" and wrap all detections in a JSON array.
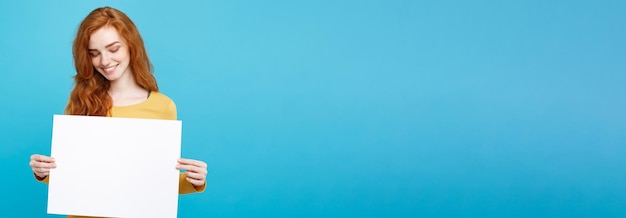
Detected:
[{"left": 47, "top": 115, "right": 181, "bottom": 218}]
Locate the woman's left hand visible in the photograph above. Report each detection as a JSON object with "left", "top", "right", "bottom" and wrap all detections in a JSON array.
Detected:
[{"left": 176, "top": 158, "right": 208, "bottom": 187}]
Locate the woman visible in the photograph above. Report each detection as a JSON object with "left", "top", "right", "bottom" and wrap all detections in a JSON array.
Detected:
[{"left": 28, "top": 6, "right": 207, "bottom": 217}]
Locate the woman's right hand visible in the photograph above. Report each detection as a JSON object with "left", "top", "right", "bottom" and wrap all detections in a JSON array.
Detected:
[{"left": 29, "top": 154, "right": 56, "bottom": 179}]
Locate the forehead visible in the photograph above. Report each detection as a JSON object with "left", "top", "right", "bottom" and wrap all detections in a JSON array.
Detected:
[{"left": 88, "top": 26, "right": 122, "bottom": 49}]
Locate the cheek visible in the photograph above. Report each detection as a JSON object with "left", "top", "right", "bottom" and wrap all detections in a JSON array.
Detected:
[
  {"left": 113, "top": 53, "right": 128, "bottom": 62},
  {"left": 91, "top": 57, "right": 100, "bottom": 68},
  {"left": 118, "top": 50, "right": 130, "bottom": 63}
]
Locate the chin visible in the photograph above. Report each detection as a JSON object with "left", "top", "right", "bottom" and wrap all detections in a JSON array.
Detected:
[
  {"left": 101, "top": 74, "right": 120, "bottom": 81},
  {"left": 108, "top": 76, "right": 122, "bottom": 81}
]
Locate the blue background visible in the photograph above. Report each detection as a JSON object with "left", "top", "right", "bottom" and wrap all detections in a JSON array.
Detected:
[{"left": 1, "top": 0, "right": 625, "bottom": 217}]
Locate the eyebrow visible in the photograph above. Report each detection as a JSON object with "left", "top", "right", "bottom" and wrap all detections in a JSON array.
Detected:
[{"left": 88, "top": 41, "right": 121, "bottom": 51}]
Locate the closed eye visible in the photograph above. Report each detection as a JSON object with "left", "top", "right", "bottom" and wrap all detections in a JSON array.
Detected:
[{"left": 109, "top": 46, "right": 120, "bottom": 53}]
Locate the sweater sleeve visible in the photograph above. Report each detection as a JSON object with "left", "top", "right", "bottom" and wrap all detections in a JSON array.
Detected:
[
  {"left": 34, "top": 173, "right": 50, "bottom": 184},
  {"left": 179, "top": 173, "right": 206, "bottom": 194}
]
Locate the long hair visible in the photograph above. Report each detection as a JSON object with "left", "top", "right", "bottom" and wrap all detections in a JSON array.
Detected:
[{"left": 65, "top": 6, "right": 158, "bottom": 116}]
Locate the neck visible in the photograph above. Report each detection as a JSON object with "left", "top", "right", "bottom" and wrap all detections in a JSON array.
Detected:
[{"left": 108, "top": 70, "right": 148, "bottom": 102}]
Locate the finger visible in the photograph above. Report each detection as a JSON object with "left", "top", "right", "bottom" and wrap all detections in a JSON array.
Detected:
[
  {"left": 32, "top": 162, "right": 57, "bottom": 169},
  {"left": 30, "top": 154, "right": 43, "bottom": 161},
  {"left": 185, "top": 177, "right": 205, "bottom": 187},
  {"left": 34, "top": 167, "right": 51, "bottom": 174},
  {"left": 176, "top": 163, "right": 200, "bottom": 172},
  {"left": 185, "top": 171, "right": 206, "bottom": 180},
  {"left": 178, "top": 158, "right": 206, "bottom": 167},
  {"left": 177, "top": 164, "right": 207, "bottom": 175},
  {"left": 31, "top": 154, "right": 55, "bottom": 163},
  {"left": 31, "top": 154, "right": 46, "bottom": 162},
  {"left": 178, "top": 158, "right": 207, "bottom": 168}
]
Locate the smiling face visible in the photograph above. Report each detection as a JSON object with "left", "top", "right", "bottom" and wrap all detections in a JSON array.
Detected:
[{"left": 88, "top": 26, "right": 131, "bottom": 81}]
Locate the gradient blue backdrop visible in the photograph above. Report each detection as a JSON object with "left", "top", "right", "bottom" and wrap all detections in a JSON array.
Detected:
[{"left": 1, "top": 0, "right": 625, "bottom": 217}]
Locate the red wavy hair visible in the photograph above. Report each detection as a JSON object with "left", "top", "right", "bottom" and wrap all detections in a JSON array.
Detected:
[{"left": 65, "top": 6, "right": 158, "bottom": 116}]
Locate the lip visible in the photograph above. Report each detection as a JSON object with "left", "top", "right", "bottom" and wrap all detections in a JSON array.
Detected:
[{"left": 102, "top": 64, "right": 119, "bottom": 75}]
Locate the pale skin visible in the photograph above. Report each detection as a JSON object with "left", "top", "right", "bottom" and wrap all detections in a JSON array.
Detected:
[{"left": 29, "top": 26, "right": 207, "bottom": 187}]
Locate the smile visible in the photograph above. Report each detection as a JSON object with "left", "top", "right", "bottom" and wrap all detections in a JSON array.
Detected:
[{"left": 102, "top": 64, "right": 119, "bottom": 74}]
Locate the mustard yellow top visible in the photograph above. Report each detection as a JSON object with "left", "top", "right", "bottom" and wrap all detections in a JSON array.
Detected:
[{"left": 36, "top": 92, "right": 205, "bottom": 218}]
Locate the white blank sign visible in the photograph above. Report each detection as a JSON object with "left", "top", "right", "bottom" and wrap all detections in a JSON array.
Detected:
[{"left": 47, "top": 115, "right": 182, "bottom": 218}]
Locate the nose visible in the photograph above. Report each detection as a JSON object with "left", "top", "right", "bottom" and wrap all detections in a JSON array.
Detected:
[{"left": 100, "top": 52, "right": 112, "bottom": 67}]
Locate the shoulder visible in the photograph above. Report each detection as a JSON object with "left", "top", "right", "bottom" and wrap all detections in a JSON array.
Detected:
[
  {"left": 150, "top": 92, "right": 175, "bottom": 105},
  {"left": 148, "top": 91, "right": 177, "bottom": 120}
]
